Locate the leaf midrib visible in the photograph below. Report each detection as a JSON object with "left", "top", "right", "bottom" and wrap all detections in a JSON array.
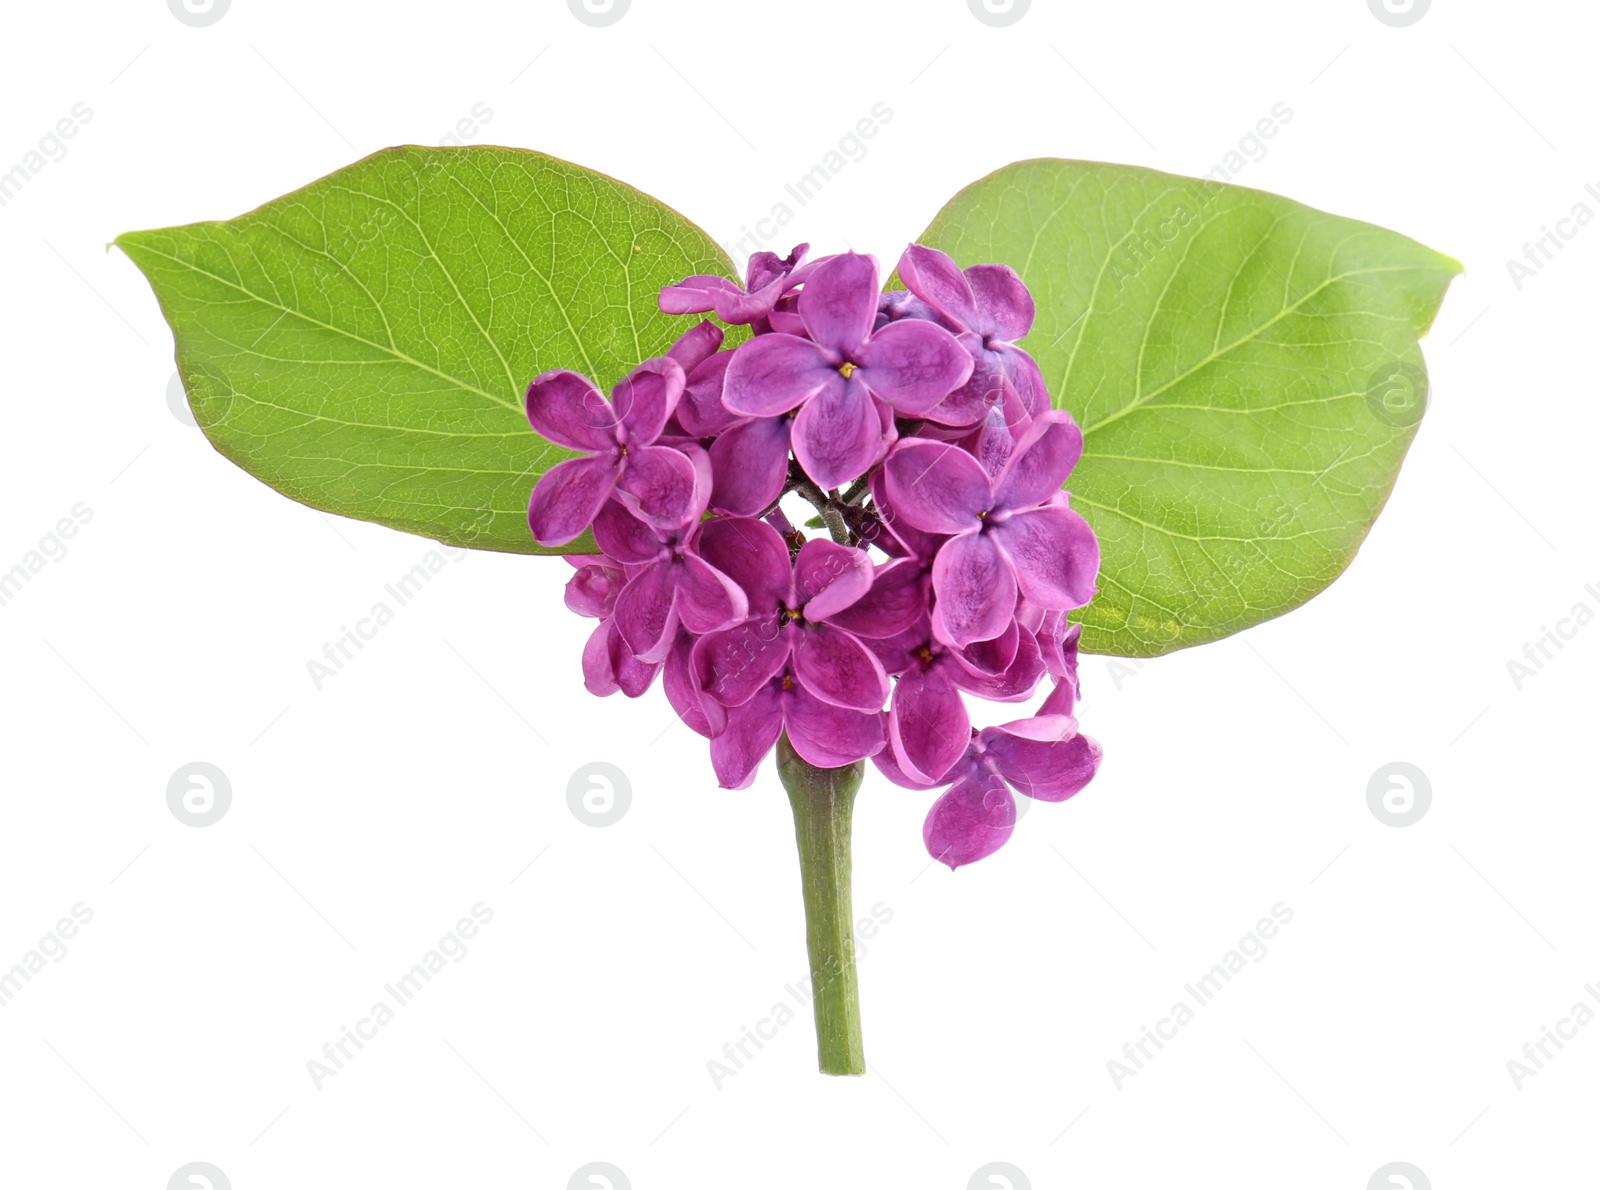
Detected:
[{"left": 1079, "top": 263, "right": 1423, "bottom": 437}]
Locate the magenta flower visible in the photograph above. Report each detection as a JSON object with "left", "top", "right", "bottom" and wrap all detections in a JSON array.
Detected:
[
  {"left": 530, "top": 241, "right": 1103, "bottom": 875},
  {"left": 707, "top": 669, "right": 886, "bottom": 790},
  {"left": 526, "top": 357, "right": 703, "bottom": 546},
  {"left": 691, "top": 517, "right": 888, "bottom": 715},
  {"left": 590, "top": 500, "right": 747, "bottom": 663},
  {"left": 661, "top": 243, "right": 812, "bottom": 327},
  {"left": 896, "top": 244, "right": 1051, "bottom": 428},
  {"left": 877, "top": 685, "right": 1102, "bottom": 868},
  {"left": 706, "top": 412, "right": 796, "bottom": 516},
  {"left": 562, "top": 555, "right": 661, "bottom": 698},
  {"left": 722, "top": 252, "right": 974, "bottom": 489},
  {"left": 880, "top": 411, "right": 1100, "bottom": 647},
  {"left": 877, "top": 618, "right": 1046, "bottom": 785}
]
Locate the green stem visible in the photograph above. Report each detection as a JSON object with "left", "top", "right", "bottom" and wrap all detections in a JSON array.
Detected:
[{"left": 777, "top": 735, "right": 865, "bottom": 1076}]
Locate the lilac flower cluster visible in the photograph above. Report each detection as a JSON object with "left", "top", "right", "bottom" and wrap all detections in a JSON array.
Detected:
[{"left": 529, "top": 244, "right": 1104, "bottom": 868}]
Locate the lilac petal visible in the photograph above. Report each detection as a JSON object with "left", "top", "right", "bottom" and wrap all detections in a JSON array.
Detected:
[
  {"left": 611, "top": 623, "right": 661, "bottom": 698},
  {"left": 1039, "top": 669, "right": 1078, "bottom": 719},
  {"left": 676, "top": 350, "right": 739, "bottom": 437},
  {"left": 1014, "top": 600, "right": 1045, "bottom": 633},
  {"left": 660, "top": 274, "right": 742, "bottom": 316},
  {"left": 923, "top": 349, "right": 1006, "bottom": 430},
  {"left": 709, "top": 416, "right": 791, "bottom": 516},
  {"left": 957, "top": 628, "right": 1043, "bottom": 702},
  {"left": 826, "top": 557, "right": 926, "bottom": 640},
  {"left": 666, "top": 319, "right": 724, "bottom": 374},
  {"left": 664, "top": 633, "right": 713, "bottom": 738},
  {"left": 890, "top": 662, "right": 971, "bottom": 784},
  {"left": 872, "top": 739, "right": 950, "bottom": 790},
  {"left": 997, "top": 343, "right": 1050, "bottom": 418},
  {"left": 784, "top": 685, "right": 886, "bottom": 769},
  {"left": 956, "top": 618, "right": 1020, "bottom": 678},
  {"left": 1037, "top": 615, "right": 1083, "bottom": 689},
  {"left": 994, "top": 412, "right": 1084, "bottom": 510},
  {"left": 923, "top": 769, "right": 1015, "bottom": 870},
  {"left": 877, "top": 288, "right": 942, "bottom": 327},
  {"left": 790, "top": 373, "right": 887, "bottom": 491},
  {"left": 767, "top": 308, "right": 807, "bottom": 336},
  {"left": 676, "top": 553, "right": 748, "bottom": 634},
  {"left": 985, "top": 718, "right": 1102, "bottom": 802},
  {"left": 564, "top": 561, "right": 622, "bottom": 618},
  {"left": 794, "top": 539, "right": 874, "bottom": 621},
  {"left": 661, "top": 274, "right": 796, "bottom": 325},
  {"left": 693, "top": 614, "right": 790, "bottom": 707},
  {"left": 612, "top": 561, "right": 679, "bottom": 664},
  {"left": 746, "top": 243, "right": 808, "bottom": 291},
  {"left": 931, "top": 531, "right": 1017, "bottom": 647},
  {"left": 897, "top": 245, "right": 979, "bottom": 330},
  {"left": 964, "top": 263, "right": 1034, "bottom": 341},
  {"left": 994, "top": 504, "right": 1100, "bottom": 610},
  {"left": 615, "top": 444, "right": 703, "bottom": 529},
  {"left": 528, "top": 455, "right": 620, "bottom": 547},
  {"left": 861, "top": 620, "right": 930, "bottom": 677},
  {"left": 591, "top": 498, "right": 664, "bottom": 565},
  {"left": 855, "top": 319, "right": 974, "bottom": 416},
  {"left": 723, "top": 333, "right": 836, "bottom": 417},
  {"left": 711, "top": 288, "right": 791, "bottom": 325},
  {"left": 881, "top": 439, "right": 990, "bottom": 534},
  {"left": 710, "top": 680, "right": 786, "bottom": 789},
  {"left": 798, "top": 252, "right": 879, "bottom": 356},
  {"left": 791, "top": 625, "right": 889, "bottom": 711},
  {"left": 693, "top": 516, "right": 791, "bottom": 608},
  {"left": 612, "top": 358, "right": 683, "bottom": 445},
  {"left": 869, "top": 471, "right": 946, "bottom": 563},
  {"left": 525, "top": 370, "right": 618, "bottom": 452},
  {"left": 700, "top": 249, "right": 812, "bottom": 326},
  {"left": 579, "top": 618, "right": 660, "bottom": 699},
  {"left": 922, "top": 380, "right": 992, "bottom": 430},
  {"left": 581, "top": 622, "right": 620, "bottom": 697},
  {"left": 968, "top": 402, "right": 1018, "bottom": 480}
]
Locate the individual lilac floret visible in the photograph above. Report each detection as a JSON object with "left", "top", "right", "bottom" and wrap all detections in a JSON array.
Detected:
[
  {"left": 722, "top": 252, "right": 974, "bottom": 489},
  {"left": 875, "top": 618, "right": 1045, "bottom": 784},
  {"left": 526, "top": 358, "right": 704, "bottom": 546},
  {"left": 660, "top": 244, "right": 812, "bottom": 326},
  {"left": 591, "top": 500, "right": 747, "bottom": 663},
  {"left": 896, "top": 244, "right": 1052, "bottom": 427},
  {"left": 692, "top": 516, "right": 888, "bottom": 717},
  {"left": 880, "top": 412, "right": 1100, "bottom": 647},
  {"left": 562, "top": 555, "right": 660, "bottom": 698},
  {"left": 707, "top": 668, "right": 887, "bottom": 790},
  {"left": 687, "top": 516, "right": 893, "bottom": 787},
  {"left": 877, "top": 682, "right": 1102, "bottom": 869}
]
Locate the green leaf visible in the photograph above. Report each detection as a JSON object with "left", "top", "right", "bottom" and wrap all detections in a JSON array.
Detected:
[
  {"left": 917, "top": 159, "right": 1460, "bottom": 656},
  {"left": 117, "top": 145, "right": 738, "bottom": 554}
]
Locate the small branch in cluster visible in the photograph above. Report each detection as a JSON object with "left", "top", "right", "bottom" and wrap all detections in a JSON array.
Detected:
[
  {"left": 840, "top": 475, "right": 872, "bottom": 506},
  {"left": 839, "top": 502, "right": 882, "bottom": 545},
  {"left": 793, "top": 473, "right": 854, "bottom": 546}
]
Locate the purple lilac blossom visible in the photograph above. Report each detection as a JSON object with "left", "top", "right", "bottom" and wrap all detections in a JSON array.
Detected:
[{"left": 524, "top": 242, "right": 1105, "bottom": 868}]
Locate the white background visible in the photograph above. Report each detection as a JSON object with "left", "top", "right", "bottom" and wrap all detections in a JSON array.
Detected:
[{"left": 1, "top": 1, "right": 1595, "bottom": 1187}]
